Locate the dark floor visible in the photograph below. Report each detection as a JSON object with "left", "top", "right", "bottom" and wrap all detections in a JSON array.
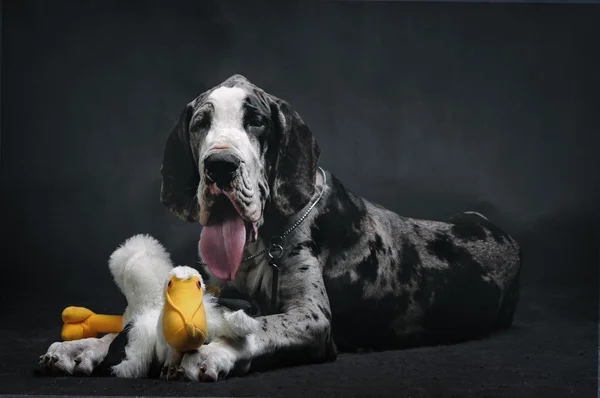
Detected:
[{"left": 0, "top": 284, "right": 597, "bottom": 398}]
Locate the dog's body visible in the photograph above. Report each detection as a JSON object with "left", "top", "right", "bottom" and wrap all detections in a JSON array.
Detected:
[{"left": 40, "top": 75, "right": 521, "bottom": 381}]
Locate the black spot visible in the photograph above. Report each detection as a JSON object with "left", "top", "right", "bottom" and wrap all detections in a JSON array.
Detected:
[
  {"left": 289, "top": 240, "right": 318, "bottom": 257},
  {"left": 92, "top": 322, "right": 134, "bottom": 376},
  {"left": 311, "top": 311, "right": 320, "bottom": 321},
  {"left": 262, "top": 324, "right": 268, "bottom": 332},
  {"left": 356, "top": 234, "right": 387, "bottom": 283},
  {"left": 413, "top": 224, "right": 423, "bottom": 238},
  {"left": 311, "top": 175, "right": 368, "bottom": 261},
  {"left": 305, "top": 324, "right": 310, "bottom": 331},
  {"left": 451, "top": 222, "right": 487, "bottom": 242},
  {"left": 397, "top": 238, "right": 421, "bottom": 285},
  {"left": 242, "top": 95, "right": 272, "bottom": 148},
  {"left": 426, "top": 232, "right": 462, "bottom": 263},
  {"left": 356, "top": 248, "right": 379, "bottom": 282},
  {"left": 317, "top": 304, "right": 332, "bottom": 321},
  {"left": 449, "top": 212, "right": 513, "bottom": 244},
  {"left": 372, "top": 234, "right": 384, "bottom": 251},
  {"left": 416, "top": 232, "right": 503, "bottom": 343},
  {"left": 325, "top": 273, "right": 411, "bottom": 352}
]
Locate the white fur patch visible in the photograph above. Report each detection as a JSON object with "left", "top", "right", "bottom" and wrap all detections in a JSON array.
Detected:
[
  {"left": 169, "top": 265, "right": 206, "bottom": 290},
  {"left": 201, "top": 86, "right": 258, "bottom": 171}
]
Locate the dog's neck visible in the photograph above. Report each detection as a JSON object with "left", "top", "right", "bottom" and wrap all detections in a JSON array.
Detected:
[{"left": 258, "top": 168, "right": 326, "bottom": 242}]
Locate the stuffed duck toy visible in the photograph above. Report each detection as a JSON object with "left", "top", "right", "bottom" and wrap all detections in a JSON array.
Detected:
[{"left": 57, "top": 234, "right": 259, "bottom": 379}]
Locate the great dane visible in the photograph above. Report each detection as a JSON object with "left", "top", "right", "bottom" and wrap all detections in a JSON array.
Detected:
[{"left": 40, "top": 74, "right": 521, "bottom": 381}]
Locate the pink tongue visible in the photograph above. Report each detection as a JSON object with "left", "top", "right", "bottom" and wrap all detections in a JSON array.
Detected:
[{"left": 199, "top": 201, "right": 246, "bottom": 281}]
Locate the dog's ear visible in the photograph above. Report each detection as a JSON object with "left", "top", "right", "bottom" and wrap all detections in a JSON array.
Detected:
[
  {"left": 268, "top": 98, "right": 321, "bottom": 217},
  {"left": 160, "top": 102, "right": 200, "bottom": 222}
]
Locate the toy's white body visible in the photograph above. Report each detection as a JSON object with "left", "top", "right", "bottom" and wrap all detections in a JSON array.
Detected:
[{"left": 107, "top": 234, "right": 259, "bottom": 378}]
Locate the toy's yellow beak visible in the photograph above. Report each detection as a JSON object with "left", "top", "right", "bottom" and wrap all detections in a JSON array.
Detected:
[{"left": 162, "top": 275, "right": 208, "bottom": 352}]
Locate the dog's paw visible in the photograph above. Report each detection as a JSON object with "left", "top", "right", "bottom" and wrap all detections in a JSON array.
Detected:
[
  {"left": 159, "top": 365, "right": 186, "bottom": 381},
  {"left": 39, "top": 339, "right": 107, "bottom": 376},
  {"left": 159, "top": 348, "right": 185, "bottom": 381},
  {"left": 179, "top": 342, "right": 237, "bottom": 382}
]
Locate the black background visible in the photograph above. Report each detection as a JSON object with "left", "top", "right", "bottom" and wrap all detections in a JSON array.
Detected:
[{"left": 0, "top": 1, "right": 598, "bottom": 396}]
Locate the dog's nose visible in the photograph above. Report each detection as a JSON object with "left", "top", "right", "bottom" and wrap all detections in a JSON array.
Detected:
[{"left": 204, "top": 152, "right": 241, "bottom": 186}]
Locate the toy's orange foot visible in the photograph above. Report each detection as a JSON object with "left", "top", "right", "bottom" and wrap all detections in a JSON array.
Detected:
[{"left": 61, "top": 306, "right": 98, "bottom": 341}]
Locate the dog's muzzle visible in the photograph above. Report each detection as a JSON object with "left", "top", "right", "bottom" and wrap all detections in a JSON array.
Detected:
[
  {"left": 204, "top": 151, "right": 241, "bottom": 189},
  {"left": 199, "top": 149, "right": 259, "bottom": 281}
]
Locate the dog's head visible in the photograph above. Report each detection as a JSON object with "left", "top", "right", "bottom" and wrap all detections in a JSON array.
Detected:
[{"left": 160, "top": 74, "right": 320, "bottom": 280}]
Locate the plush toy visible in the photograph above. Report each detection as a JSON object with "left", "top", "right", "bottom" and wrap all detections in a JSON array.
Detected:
[
  {"left": 160, "top": 266, "right": 208, "bottom": 351},
  {"left": 61, "top": 267, "right": 211, "bottom": 353},
  {"left": 58, "top": 234, "right": 259, "bottom": 379},
  {"left": 61, "top": 307, "right": 123, "bottom": 341},
  {"left": 61, "top": 282, "right": 224, "bottom": 344}
]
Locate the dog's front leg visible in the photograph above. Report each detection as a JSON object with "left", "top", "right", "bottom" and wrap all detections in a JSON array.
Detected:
[
  {"left": 39, "top": 333, "right": 116, "bottom": 375},
  {"left": 179, "top": 261, "right": 335, "bottom": 381}
]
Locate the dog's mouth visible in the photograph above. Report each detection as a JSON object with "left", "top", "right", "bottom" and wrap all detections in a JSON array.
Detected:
[{"left": 199, "top": 184, "right": 259, "bottom": 282}]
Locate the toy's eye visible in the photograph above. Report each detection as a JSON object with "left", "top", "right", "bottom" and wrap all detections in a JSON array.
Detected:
[
  {"left": 168, "top": 280, "right": 172, "bottom": 288},
  {"left": 196, "top": 280, "right": 202, "bottom": 289}
]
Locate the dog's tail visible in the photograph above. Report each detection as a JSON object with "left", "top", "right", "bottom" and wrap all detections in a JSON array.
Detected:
[{"left": 108, "top": 234, "right": 174, "bottom": 307}]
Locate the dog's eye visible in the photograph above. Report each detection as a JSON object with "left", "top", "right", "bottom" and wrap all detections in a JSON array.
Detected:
[
  {"left": 191, "top": 112, "right": 211, "bottom": 131},
  {"left": 247, "top": 115, "right": 266, "bottom": 128},
  {"left": 196, "top": 280, "right": 202, "bottom": 290}
]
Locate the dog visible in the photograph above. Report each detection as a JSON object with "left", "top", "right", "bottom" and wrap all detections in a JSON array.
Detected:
[{"left": 39, "top": 74, "right": 521, "bottom": 381}]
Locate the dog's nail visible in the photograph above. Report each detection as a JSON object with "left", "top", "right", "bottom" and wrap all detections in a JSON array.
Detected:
[
  {"left": 74, "top": 357, "right": 82, "bottom": 365},
  {"left": 51, "top": 355, "right": 58, "bottom": 363},
  {"left": 200, "top": 364, "right": 207, "bottom": 374}
]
